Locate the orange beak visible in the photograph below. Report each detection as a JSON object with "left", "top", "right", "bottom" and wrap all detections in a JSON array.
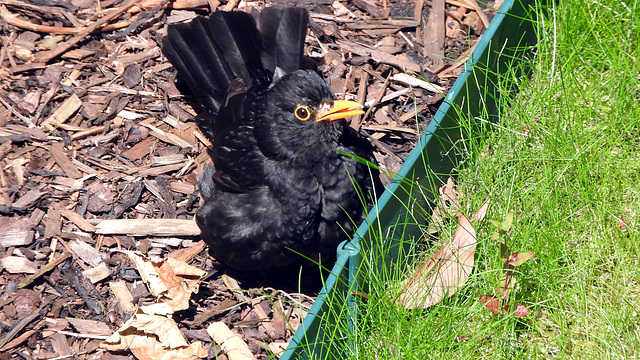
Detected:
[{"left": 315, "top": 100, "right": 364, "bottom": 122}]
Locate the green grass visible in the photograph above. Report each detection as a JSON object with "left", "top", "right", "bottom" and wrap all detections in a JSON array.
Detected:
[{"left": 312, "top": 0, "right": 640, "bottom": 358}]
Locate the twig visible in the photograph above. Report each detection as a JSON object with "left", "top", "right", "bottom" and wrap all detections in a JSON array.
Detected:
[
  {"left": 467, "top": 0, "right": 491, "bottom": 29},
  {"left": 0, "top": 93, "right": 35, "bottom": 126},
  {"left": 276, "top": 291, "right": 313, "bottom": 311},
  {"left": 50, "top": 329, "right": 109, "bottom": 340},
  {"left": 362, "top": 72, "right": 392, "bottom": 117},
  {"left": 437, "top": 39, "right": 480, "bottom": 78},
  {"left": 414, "top": 0, "right": 425, "bottom": 23},
  {"left": 93, "top": 218, "right": 201, "bottom": 236},
  {"left": 47, "top": 351, "right": 91, "bottom": 360},
  {"left": 351, "top": 66, "right": 370, "bottom": 131},
  {"left": 362, "top": 124, "right": 419, "bottom": 135},
  {"left": 0, "top": 5, "right": 79, "bottom": 34},
  {"left": 362, "top": 129, "right": 405, "bottom": 163},
  {"left": 18, "top": 252, "right": 72, "bottom": 289},
  {"left": 223, "top": 0, "right": 241, "bottom": 11},
  {"left": 32, "top": 0, "right": 138, "bottom": 64},
  {"left": 423, "top": 0, "right": 445, "bottom": 67}
]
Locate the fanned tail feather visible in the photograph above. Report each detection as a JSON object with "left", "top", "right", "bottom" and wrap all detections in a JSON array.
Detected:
[
  {"left": 162, "top": 7, "right": 309, "bottom": 136},
  {"left": 257, "top": 7, "right": 309, "bottom": 78},
  {"left": 163, "top": 12, "right": 266, "bottom": 113}
]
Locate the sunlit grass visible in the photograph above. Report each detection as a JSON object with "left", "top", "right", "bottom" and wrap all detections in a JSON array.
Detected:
[{"left": 318, "top": 0, "right": 640, "bottom": 358}]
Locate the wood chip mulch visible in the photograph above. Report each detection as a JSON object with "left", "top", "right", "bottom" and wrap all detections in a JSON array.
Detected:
[{"left": 0, "top": 0, "right": 498, "bottom": 358}]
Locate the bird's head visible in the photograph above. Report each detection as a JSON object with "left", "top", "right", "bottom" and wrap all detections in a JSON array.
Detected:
[{"left": 253, "top": 69, "right": 364, "bottom": 160}]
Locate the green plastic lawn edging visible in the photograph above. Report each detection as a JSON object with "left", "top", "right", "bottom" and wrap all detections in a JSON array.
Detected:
[{"left": 280, "top": 0, "right": 543, "bottom": 358}]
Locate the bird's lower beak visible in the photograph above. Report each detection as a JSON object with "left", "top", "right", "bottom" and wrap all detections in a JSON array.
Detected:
[{"left": 315, "top": 100, "right": 364, "bottom": 122}]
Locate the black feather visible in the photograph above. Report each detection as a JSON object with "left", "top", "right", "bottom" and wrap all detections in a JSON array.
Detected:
[
  {"left": 257, "top": 7, "right": 309, "bottom": 78},
  {"left": 163, "top": 12, "right": 269, "bottom": 114}
]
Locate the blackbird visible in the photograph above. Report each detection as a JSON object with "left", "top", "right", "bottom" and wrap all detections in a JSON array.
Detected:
[{"left": 163, "top": 7, "right": 381, "bottom": 271}]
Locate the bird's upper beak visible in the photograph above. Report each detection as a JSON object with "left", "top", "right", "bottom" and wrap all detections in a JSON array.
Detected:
[{"left": 315, "top": 100, "right": 364, "bottom": 122}]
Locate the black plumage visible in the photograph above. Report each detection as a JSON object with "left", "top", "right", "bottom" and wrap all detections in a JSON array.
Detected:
[{"left": 163, "top": 7, "right": 381, "bottom": 271}]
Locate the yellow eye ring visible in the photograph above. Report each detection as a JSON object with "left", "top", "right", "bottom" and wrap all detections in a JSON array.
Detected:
[{"left": 294, "top": 105, "right": 312, "bottom": 121}]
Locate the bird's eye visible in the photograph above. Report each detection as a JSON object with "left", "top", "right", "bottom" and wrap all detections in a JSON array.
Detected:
[{"left": 294, "top": 105, "right": 312, "bottom": 121}]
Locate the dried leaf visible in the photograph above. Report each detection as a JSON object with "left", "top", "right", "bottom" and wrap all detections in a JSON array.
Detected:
[
  {"left": 470, "top": 196, "right": 490, "bottom": 222},
  {"left": 427, "top": 178, "right": 465, "bottom": 234},
  {"left": 483, "top": 301, "right": 530, "bottom": 316},
  {"left": 397, "top": 214, "right": 476, "bottom": 309},
  {"left": 618, "top": 215, "right": 630, "bottom": 237},
  {"left": 513, "top": 303, "right": 530, "bottom": 317},
  {"left": 480, "top": 295, "right": 501, "bottom": 315},
  {"left": 207, "top": 321, "right": 253, "bottom": 360},
  {"left": 427, "top": 204, "right": 445, "bottom": 234},
  {"left": 102, "top": 305, "right": 207, "bottom": 360},
  {"left": 127, "top": 252, "right": 205, "bottom": 311},
  {"left": 439, "top": 177, "right": 462, "bottom": 212},
  {"left": 507, "top": 251, "right": 535, "bottom": 267},
  {"left": 268, "top": 341, "right": 289, "bottom": 358}
]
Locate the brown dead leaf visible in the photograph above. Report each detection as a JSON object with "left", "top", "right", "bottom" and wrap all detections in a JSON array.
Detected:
[
  {"left": 268, "top": 341, "right": 289, "bottom": 358},
  {"left": 207, "top": 321, "right": 253, "bottom": 360},
  {"left": 397, "top": 213, "right": 476, "bottom": 309},
  {"left": 427, "top": 177, "right": 463, "bottom": 234},
  {"left": 127, "top": 252, "right": 205, "bottom": 311},
  {"left": 426, "top": 204, "right": 445, "bottom": 235},
  {"left": 513, "top": 303, "right": 531, "bottom": 317},
  {"left": 480, "top": 295, "right": 501, "bottom": 314},
  {"left": 102, "top": 305, "right": 207, "bottom": 360},
  {"left": 470, "top": 196, "right": 491, "bottom": 222},
  {"left": 440, "top": 177, "right": 462, "bottom": 211}
]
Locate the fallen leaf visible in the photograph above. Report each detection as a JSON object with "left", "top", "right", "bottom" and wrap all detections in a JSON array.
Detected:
[
  {"left": 427, "top": 177, "right": 465, "bottom": 234},
  {"left": 268, "top": 341, "right": 290, "bottom": 357},
  {"left": 127, "top": 251, "right": 206, "bottom": 311},
  {"left": 102, "top": 305, "right": 207, "bottom": 360},
  {"left": 480, "top": 297, "right": 530, "bottom": 317},
  {"left": 618, "top": 216, "right": 629, "bottom": 237},
  {"left": 397, "top": 213, "right": 476, "bottom": 309},
  {"left": 207, "top": 321, "right": 253, "bottom": 360},
  {"left": 513, "top": 303, "right": 530, "bottom": 316},
  {"left": 470, "top": 196, "right": 490, "bottom": 222},
  {"left": 480, "top": 295, "right": 501, "bottom": 315},
  {"left": 427, "top": 205, "right": 445, "bottom": 235},
  {"left": 439, "top": 177, "right": 462, "bottom": 212}
]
